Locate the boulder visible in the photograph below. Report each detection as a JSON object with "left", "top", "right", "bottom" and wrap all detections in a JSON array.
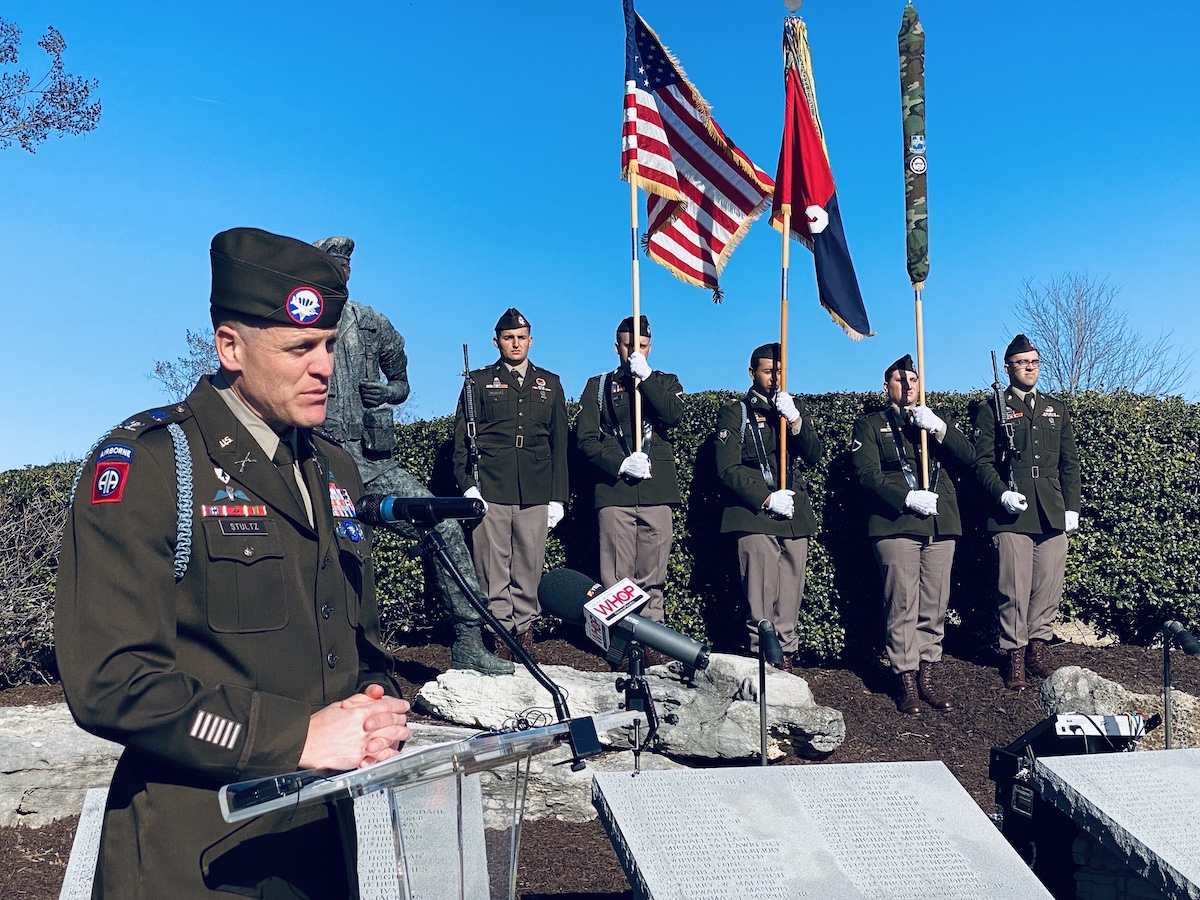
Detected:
[{"left": 415, "top": 652, "right": 845, "bottom": 761}]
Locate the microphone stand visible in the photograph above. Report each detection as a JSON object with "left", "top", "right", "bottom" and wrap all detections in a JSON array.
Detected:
[
  {"left": 614, "top": 643, "right": 661, "bottom": 773},
  {"left": 405, "top": 524, "right": 599, "bottom": 770}
]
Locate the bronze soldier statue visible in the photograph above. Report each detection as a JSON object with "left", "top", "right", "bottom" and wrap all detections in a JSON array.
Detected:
[{"left": 313, "top": 236, "right": 511, "bottom": 675}]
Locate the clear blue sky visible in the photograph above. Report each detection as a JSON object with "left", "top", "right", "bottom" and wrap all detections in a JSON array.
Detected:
[{"left": 4, "top": 1, "right": 1198, "bottom": 473}]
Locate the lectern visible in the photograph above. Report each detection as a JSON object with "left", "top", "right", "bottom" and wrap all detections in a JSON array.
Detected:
[{"left": 220, "top": 710, "right": 639, "bottom": 900}]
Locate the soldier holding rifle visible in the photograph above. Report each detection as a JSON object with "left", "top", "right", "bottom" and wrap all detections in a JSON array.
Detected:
[
  {"left": 972, "top": 334, "right": 1081, "bottom": 691},
  {"left": 454, "top": 308, "right": 569, "bottom": 659}
]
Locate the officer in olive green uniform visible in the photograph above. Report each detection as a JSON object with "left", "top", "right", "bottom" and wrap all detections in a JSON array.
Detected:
[
  {"left": 576, "top": 315, "right": 685, "bottom": 626},
  {"left": 851, "top": 354, "right": 974, "bottom": 714},
  {"left": 716, "top": 343, "right": 822, "bottom": 671},
  {"left": 453, "top": 308, "right": 569, "bottom": 655},
  {"left": 972, "top": 334, "right": 1081, "bottom": 691},
  {"left": 55, "top": 228, "right": 410, "bottom": 898}
]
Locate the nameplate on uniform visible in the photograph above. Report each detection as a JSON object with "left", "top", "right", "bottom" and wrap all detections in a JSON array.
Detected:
[{"left": 218, "top": 519, "right": 268, "bottom": 536}]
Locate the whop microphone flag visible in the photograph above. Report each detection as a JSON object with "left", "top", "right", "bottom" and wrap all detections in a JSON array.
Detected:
[{"left": 770, "top": 17, "right": 872, "bottom": 339}]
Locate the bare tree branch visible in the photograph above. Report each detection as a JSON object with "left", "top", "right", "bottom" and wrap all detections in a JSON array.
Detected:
[
  {"left": 0, "top": 18, "right": 101, "bottom": 153},
  {"left": 1011, "top": 273, "right": 1194, "bottom": 396},
  {"left": 150, "top": 329, "right": 218, "bottom": 400}
]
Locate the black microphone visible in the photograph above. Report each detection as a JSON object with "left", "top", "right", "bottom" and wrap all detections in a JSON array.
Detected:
[
  {"left": 758, "top": 619, "right": 784, "bottom": 665},
  {"left": 538, "top": 568, "right": 710, "bottom": 670},
  {"left": 357, "top": 494, "right": 485, "bottom": 527},
  {"left": 1164, "top": 621, "right": 1200, "bottom": 656}
]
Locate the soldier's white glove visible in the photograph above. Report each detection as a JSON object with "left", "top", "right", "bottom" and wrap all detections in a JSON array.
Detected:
[
  {"left": 618, "top": 451, "right": 652, "bottom": 480},
  {"left": 1001, "top": 491, "right": 1028, "bottom": 514},
  {"left": 905, "top": 490, "right": 940, "bottom": 516},
  {"left": 764, "top": 489, "right": 795, "bottom": 519},
  {"left": 909, "top": 405, "right": 945, "bottom": 436},
  {"left": 463, "top": 486, "right": 488, "bottom": 514},
  {"left": 627, "top": 351, "right": 652, "bottom": 381},
  {"left": 773, "top": 391, "right": 800, "bottom": 424},
  {"left": 1065, "top": 510, "right": 1079, "bottom": 532},
  {"left": 547, "top": 501, "right": 565, "bottom": 529}
]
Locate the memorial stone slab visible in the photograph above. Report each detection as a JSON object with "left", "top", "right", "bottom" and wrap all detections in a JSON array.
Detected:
[
  {"left": 1035, "top": 749, "right": 1200, "bottom": 900},
  {"left": 593, "top": 762, "right": 1052, "bottom": 900}
]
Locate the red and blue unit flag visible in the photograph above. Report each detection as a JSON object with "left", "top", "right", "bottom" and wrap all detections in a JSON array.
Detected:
[{"left": 771, "top": 18, "right": 872, "bottom": 338}]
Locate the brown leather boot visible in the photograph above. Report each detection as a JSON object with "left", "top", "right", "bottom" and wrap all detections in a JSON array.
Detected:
[
  {"left": 516, "top": 629, "right": 535, "bottom": 660},
  {"left": 917, "top": 661, "right": 955, "bottom": 710},
  {"left": 1026, "top": 639, "right": 1055, "bottom": 678},
  {"left": 896, "top": 671, "right": 921, "bottom": 715},
  {"left": 1005, "top": 649, "right": 1028, "bottom": 691}
]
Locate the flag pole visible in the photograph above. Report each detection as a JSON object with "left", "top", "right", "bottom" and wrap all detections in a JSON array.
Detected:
[
  {"left": 914, "top": 283, "right": 929, "bottom": 487},
  {"left": 778, "top": 209, "right": 791, "bottom": 486},
  {"left": 629, "top": 178, "right": 644, "bottom": 452}
]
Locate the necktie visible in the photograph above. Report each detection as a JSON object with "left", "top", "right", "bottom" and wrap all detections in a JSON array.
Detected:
[
  {"left": 274, "top": 432, "right": 310, "bottom": 520},
  {"left": 513, "top": 369, "right": 524, "bottom": 387}
]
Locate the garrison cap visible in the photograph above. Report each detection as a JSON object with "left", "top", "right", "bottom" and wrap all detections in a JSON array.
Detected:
[
  {"left": 210, "top": 227, "right": 347, "bottom": 329},
  {"left": 311, "top": 235, "right": 355, "bottom": 279},
  {"left": 750, "top": 342, "right": 782, "bottom": 368},
  {"left": 1005, "top": 333, "right": 1038, "bottom": 360},
  {"left": 495, "top": 307, "right": 530, "bottom": 332},
  {"left": 884, "top": 354, "right": 917, "bottom": 380},
  {"left": 617, "top": 315, "right": 651, "bottom": 337}
]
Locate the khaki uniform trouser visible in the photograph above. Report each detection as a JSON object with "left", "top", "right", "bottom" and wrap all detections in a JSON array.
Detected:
[
  {"left": 598, "top": 505, "right": 673, "bottom": 625},
  {"left": 472, "top": 503, "right": 549, "bottom": 635},
  {"left": 993, "top": 531, "right": 1068, "bottom": 650},
  {"left": 736, "top": 532, "right": 808, "bottom": 654},
  {"left": 874, "top": 536, "right": 956, "bottom": 674}
]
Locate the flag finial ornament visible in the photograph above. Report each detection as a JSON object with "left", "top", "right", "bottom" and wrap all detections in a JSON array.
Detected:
[{"left": 784, "top": 0, "right": 803, "bottom": 12}]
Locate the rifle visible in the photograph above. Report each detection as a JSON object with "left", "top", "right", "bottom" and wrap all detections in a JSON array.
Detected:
[
  {"left": 462, "top": 345, "right": 481, "bottom": 488},
  {"left": 990, "top": 351, "right": 1019, "bottom": 492}
]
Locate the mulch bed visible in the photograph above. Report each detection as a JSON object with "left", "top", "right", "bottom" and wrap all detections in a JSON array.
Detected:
[{"left": 3, "top": 636, "right": 1197, "bottom": 899}]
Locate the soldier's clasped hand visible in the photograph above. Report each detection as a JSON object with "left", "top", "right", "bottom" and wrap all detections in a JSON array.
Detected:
[
  {"left": 764, "top": 489, "right": 795, "bottom": 519},
  {"left": 1001, "top": 491, "right": 1029, "bottom": 514},
  {"left": 618, "top": 451, "right": 652, "bottom": 481},
  {"left": 904, "top": 489, "right": 940, "bottom": 516}
]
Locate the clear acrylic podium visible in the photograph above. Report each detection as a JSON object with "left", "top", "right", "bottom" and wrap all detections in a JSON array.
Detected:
[{"left": 219, "top": 710, "right": 639, "bottom": 900}]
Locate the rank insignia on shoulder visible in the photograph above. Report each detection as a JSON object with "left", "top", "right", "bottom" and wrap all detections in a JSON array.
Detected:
[
  {"left": 92, "top": 461, "right": 129, "bottom": 504},
  {"left": 148, "top": 410, "right": 170, "bottom": 422},
  {"left": 120, "top": 419, "right": 144, "bottom": 432}
]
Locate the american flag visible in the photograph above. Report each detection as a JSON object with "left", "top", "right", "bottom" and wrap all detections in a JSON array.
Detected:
[
  {"left": 622, "top": 0, "right": 773, "bottom": 301},
  {"left": 771, "top": 18, "right": 872, "bottom": 338}
]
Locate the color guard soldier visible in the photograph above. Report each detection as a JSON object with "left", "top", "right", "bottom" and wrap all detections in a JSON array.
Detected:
[
  {"left": 453, "top": 308, "right": 569, "bottom": 658},
  {"left": 576, "top": 315, "right": 685, "bottom": 635},
  {"left": 55, "top": 227, "right": 410, "bottom": 897},
  {"left": 973, "top": 334, "right": 1081, "bottom": 690},
  {"left": 851, "top": 354, "right": 974, "bottom": 714},
  {"left": 716, "top": 342, "right": 822, "bottom": 672}
]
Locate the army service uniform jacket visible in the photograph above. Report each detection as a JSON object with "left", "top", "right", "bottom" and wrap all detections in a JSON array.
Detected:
[
  {"left": 576, "top": 368, "right": 685, "bottom": 508},
  {"left": 55, "top": 376, "right": 399, "bottom": 898},
  {"left": 716, "top": 391, "right": 823, "bottom": 537},
  {"left": 851, "top": 405, "right": 975, "bottom": 538},
  {"left": 972, "top": 388, "right": 1081, "bottom": 534},
  {"left": 453, "top": 359, "right": 569, "bottom": 505}
]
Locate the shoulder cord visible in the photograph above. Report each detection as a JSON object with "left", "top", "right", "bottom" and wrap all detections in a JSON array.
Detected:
[
  {"left": 884, "top": 408, "right": 940, "bottom": 492},
  {"left": 742, "top": 399, "right": 777, "bottom": 492},
  {"left": 169, "top": 423, "right": 193, "bottom": 581},
  {"left": 66, "top": 421, "right": 194, "bottom": 581},
  {"left": 599, "top": 372, "right": 632, "bottom": 457}
]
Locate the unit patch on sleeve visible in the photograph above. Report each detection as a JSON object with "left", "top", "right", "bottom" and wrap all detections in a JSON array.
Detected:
[{"left": 92, "top": 461, "right": 129, "bottom": 504}]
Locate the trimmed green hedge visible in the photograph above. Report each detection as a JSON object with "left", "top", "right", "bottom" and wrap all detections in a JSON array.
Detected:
[{"left": 4, "top": 391, "right": 1199, "bottom": 685}]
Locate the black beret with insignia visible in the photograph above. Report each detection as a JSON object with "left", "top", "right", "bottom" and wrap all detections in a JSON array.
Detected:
[
  {"left": 210, "top": 227, "right": 347, "bottom": 329},
  {"left": 617, "top": 315, "right": 651, "bottom": 337},
  {"left": 750, "top": 342, "right": 782, "bottom": 368},
  {"left": 495, "top": 308, "right": 531, "bottom": 332},
  {"left": 884, "top": 353, "right": 917, "bottom": 380},
  {"left": 1005, "top": 333, "right": 1038, "bottom": 360}
]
